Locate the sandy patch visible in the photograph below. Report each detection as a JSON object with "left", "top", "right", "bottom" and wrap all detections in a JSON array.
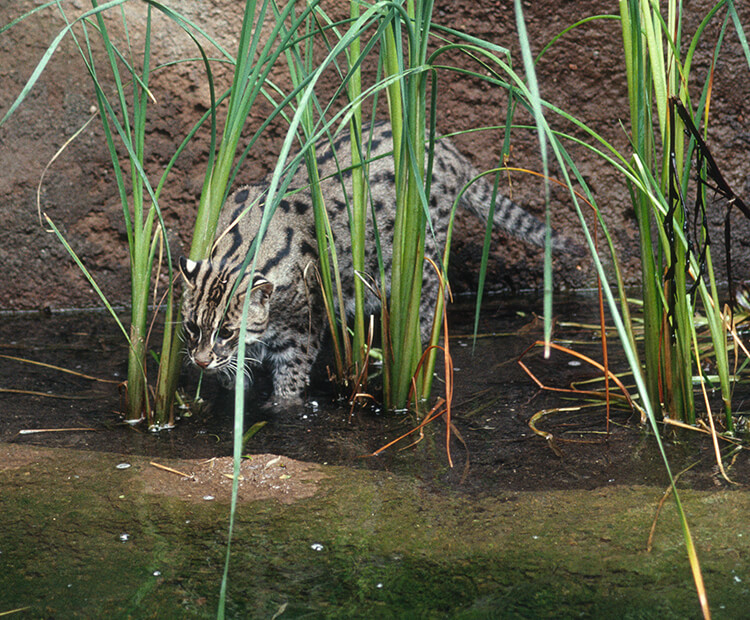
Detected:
[{"left": 141, "top": 453, "right": 327, "bottom": 504}]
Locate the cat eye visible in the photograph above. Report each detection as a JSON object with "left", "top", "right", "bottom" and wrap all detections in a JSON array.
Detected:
[
  {"left": 184, "top": 320, "right": 200, "bottom": 339},
  {"left": 217, "top": 326, "right": 234, "bottom": 341}
]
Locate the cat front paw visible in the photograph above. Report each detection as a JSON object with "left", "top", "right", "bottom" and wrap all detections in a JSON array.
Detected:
[{"left": 270, "top": 385, "right": 306, "bottom": 408}]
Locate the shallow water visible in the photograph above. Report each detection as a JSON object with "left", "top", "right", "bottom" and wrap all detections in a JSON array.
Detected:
[
  {"left": 2, "top": 294, "right": 750, "bottom": 617},
  {"left": 3, "top": 443, "right": 750, "bottom": 618}
]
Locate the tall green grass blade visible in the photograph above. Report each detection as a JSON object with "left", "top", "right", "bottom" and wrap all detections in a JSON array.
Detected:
[
  {"left": 727, "top": 0, "right": 750, "bottom": 66},
  {"left": 514, "top": 0, "right": 553, "bottom": 354},
  {"left": 347, "top": 0, "right": 367, "bottom": 378},
  {"left": 0, "top": 2, "right": 57, "bottom": 37},
  {"left": 0, "top": 0, "right": 127, "bottom": 127},
  {"left": 50, "top": 0, "right": 218, "bottom": 423},
  {"left": 43, "top": 215, "right": 130, "bottom": 344}
]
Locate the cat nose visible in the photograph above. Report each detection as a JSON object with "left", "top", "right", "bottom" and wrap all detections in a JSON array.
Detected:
[{"left": 194, "top": 357, "right": 211, "bottom": 369}]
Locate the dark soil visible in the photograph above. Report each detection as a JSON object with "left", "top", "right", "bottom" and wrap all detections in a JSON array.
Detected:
[{"left": 2, "top": 295, "right": 747, "bottom": 503}]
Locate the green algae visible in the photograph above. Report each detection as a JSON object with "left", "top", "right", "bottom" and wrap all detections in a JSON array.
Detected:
[{"left": 2, "top": 444, "right": 750, "bottom": 619}]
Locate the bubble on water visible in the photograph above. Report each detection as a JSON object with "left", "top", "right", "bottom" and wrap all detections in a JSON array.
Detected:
[
  {"left": 115, "top": 463, "right": 131, "bottom": 470},
  {"left": 203, "top": 495, "right": 215, "bottom": 501}
]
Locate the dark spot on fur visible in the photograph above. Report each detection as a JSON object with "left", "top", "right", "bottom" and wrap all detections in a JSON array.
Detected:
[
  {"left": 373, "top": 170, "right": 393, "bottom": 184},
  {"left": 269, "top": 338, "right": 296, "bottom": 352},
  {"left": 224, "top": 225, "right": 244, "bottom": 259},
  {"left": 316, "top": 149, "right": 333, "bottom": 166},
  {"left": 300, "top": 240, "right": 316, "bottom": 257},
  {"left": 260, "top": 227, "right": 294, "bottom": 273},
  {"left": 234, "top": 188, "right": 249, "bottom": 203}
]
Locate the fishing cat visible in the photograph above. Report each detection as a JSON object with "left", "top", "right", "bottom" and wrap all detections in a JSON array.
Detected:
[{"left": 179, "top": 122, "right": 566, "bottom": 402}]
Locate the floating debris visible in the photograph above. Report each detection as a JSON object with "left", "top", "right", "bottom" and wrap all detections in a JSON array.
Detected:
[{"left": 18, "top": 427, "right": 96, "bottom": 434}]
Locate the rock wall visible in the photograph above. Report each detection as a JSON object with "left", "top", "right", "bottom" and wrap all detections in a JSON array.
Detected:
[{"left": 1, "top": 0, "right": 748, "bottom": 310}]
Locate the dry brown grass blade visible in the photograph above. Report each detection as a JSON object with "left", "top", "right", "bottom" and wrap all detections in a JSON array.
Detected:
[
  {"left": 0, "top": 607, "right": 31, "bottom": 617},
  {"left": 647, "top": 460, "right": 701, "bottom": 553},
  {"left": 694, "top": 374, "right": 734, "bottom": 485},
  {"left": 517, "top": 340, "right": 636, "bottom": 409},
  {"left": 528, "top": 408, "right": 567, "bottom": 456},
  {"left": 648, "top": 482, "right": 674, "bottom": 554},
  {"left": 0, "top": 388, "right": 95, "bottom": 400},
  {"left": 17, "top": 427, "right": 96, "bottom": 434},
  {"left": 149, "top": 461, "right": 195, "bottom": 480},
  {"left": 370, "top": 397, "right": 447, "bottom": 457},
  {"left": 37, "top": 108, "right": 99, "bottom": 225},
  {"left": 349, "top": 292, "right": 378, "bottom": 412},
  {"left": 0, "top": 353, "right": 119, "bottom": 384},
  {"left": 420, "top": 257, "right": 454, "bottom": 467},
  {"left": 724, "top": 303, "right": 750, "bottom": 374},
  {"left": 661, "top": 418, "right": 741, "bottom": 444},
  {"left": 371, "top": 255, "right": 458, "bottom": 463},
  {"left": 688, "top": 312, "right": 738, "bottom": 485}
]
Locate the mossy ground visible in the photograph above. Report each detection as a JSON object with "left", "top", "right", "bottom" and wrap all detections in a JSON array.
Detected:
[{"left": 2, "top": 443, "right": 750, "bottom": 619}]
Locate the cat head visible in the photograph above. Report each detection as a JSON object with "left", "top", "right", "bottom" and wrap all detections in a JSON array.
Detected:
[{"left": 178, "top": 256, "right": 274, "bottom": 373}]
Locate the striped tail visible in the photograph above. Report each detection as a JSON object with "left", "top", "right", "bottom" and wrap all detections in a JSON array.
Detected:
[{"left": 458, "top": 169, "right": 571, "bottom": 253}]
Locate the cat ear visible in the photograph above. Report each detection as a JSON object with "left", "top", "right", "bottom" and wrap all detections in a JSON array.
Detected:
[
  {"left": 179, "top": 256, "right": 199, "bottom": 288},
  {"left": 250, "top": 276, "right": 274, "bottom": 307}
]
